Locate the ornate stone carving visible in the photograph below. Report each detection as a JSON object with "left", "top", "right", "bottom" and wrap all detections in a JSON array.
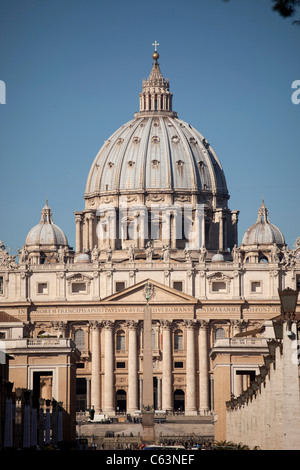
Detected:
[
  {"left": 0, "top": 241, "right": 18, "bottom": 269},
  {"left": 91, "top": 245, "right": 100, "bottom": 262},
  {"left": 174, "top": 195, "right": 191, "bottom": 203},
  {"left": 147, "top": 194, "right": 165, "bottom": 202}
]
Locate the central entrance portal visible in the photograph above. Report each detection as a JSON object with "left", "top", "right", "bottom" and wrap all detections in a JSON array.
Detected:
[
  {"left": 174, "top": 389, "right": 185, "bottom": 412},
  {"left": 116, "top": 390, "right": 127, "bottom": 413}
]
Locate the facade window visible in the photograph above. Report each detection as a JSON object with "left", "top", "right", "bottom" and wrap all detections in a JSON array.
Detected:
[
  {"left": 152, "top": 329, "right": 156, "bottom": 350},
  {"left": 71, "top": 282, "right": 86, "bottom": 294},
  {"left": 37, "top": 282, "right": 48, "bottom": 294},
  {"left": 0, "top": 276, "right": 3, "bottom": 295},
  {"left": 74, "top": 329, "right": 85, "bottom": 351},
  {"left": 251, "top": 281, "right": 262, "bottom": 293},
  {"left": 116, "top": 330, "right": 125, "bottom": 351},
  {"left": 116, "top": 281, "right": 125, "bottom": 292},
  {"left": 215, "top": 328, "right": 226, "bottom": 339},
  {"left": 116, "top": 362, "right": 126, "bottom": 369},
  {"left": 173, "top": 281, "right": 183, "bottom": 292},
  {"left": 174, "top": 361, "right": 183, "bottom": 368},
  {"left": 174, "top": 330, "right": 183, "bottom": 350},
  {"left": 212, "top": 281, "right": 226, "bottom": 293},
  {"left": 0, "top": 331, "right": 6, "bottom": 339}
]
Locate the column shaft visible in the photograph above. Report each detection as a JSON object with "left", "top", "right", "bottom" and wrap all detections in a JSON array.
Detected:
[
  {"left": 91, "top": 324, "right": 101, "bottom": 413},
  {"left": 128, "top": 323, "right": 139, "bottom": 413},
  {"left": 104, "top": 323, "right": 115, "bottom": 414},
  {"left": 199, "top": 322, "right": 209, "bottom": 412},
  {"left": 186, "top": 322, "right": 197, "bottom": 415},
  {"left": 162, "top": 322, "right": 172, "bottom": 411}
]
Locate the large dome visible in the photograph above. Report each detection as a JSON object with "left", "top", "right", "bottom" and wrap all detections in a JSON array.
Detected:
[
  {"left": 75, "top": 50, "right": 239, "bottom": 256},
  {"left": 85, "top": 115, "right": 228, "bottom": 197},
  {"left": 85, "top": 52, "right": 228, "bottom": 200}
]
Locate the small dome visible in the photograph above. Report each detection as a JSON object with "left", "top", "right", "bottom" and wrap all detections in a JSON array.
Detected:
[
  {"left": 25, "top": 202, "right": 69, "bottom": 247},
  {"left": 242, "top": 201, "right": 285, "bottom": 246},
  {"left": 76, "top": 253, "right": 91, "bottom": 263},
  {"left": 212, "top": 252, "right": 225, "bottom": 262}
]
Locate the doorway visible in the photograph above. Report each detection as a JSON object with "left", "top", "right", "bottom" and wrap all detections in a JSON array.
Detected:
[
  {"left": 116, "top": 389, "right": 127, "bottom": 413},
  {"left": 174, "top": 389, "right": 185, "bottom": 412}
]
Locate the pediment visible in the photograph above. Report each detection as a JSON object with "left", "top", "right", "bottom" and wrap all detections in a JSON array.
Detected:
[{"left": 102, "top": 279, "right": 198, "bottom": 305}]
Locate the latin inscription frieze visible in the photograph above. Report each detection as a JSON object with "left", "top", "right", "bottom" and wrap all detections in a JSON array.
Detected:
[{"left": 27, "top": 305, "right": 194, "bottom": 315}]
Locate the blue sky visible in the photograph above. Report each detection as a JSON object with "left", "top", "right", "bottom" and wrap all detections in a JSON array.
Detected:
[{"left": 0, "top": 0, "right": 299, "bottom": 254}]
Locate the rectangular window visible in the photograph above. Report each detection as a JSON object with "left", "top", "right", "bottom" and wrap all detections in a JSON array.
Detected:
[
  {"left": 174, "top": 333, "right": 183, "bottom": 351},
  {"left": 251, "top": 281, "right": 261, "bottom": 293},
  {"left": 0, "top": 276, "right": 3, "bottom": 295},
  {"left": 116, "top": 282, "right": 125, "bottom": 292},
  {"left": 72, "top": 282, "right": 86, "bottom": 294},
  {"left": 37, "top": 283, "right": 48, "bottom": 294},
  {"left": 116, "top": 362, "right": 126, "bottom": 369},
  {"left": 174, "top": 361, "right": 183, "bottom": 368},
  {"left": 117, "top": 334, "right": 125, "bottom": 351},
  {"left": 173, "top": 281, "right": 183, "bottom": 292},
  {"left": 212, "top": 281, "right": 226, "bottom": 292}
]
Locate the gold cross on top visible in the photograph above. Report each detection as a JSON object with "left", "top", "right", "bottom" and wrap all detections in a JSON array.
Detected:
[{"left": 152, "top": 41, "right": 159, "bottom": 52}]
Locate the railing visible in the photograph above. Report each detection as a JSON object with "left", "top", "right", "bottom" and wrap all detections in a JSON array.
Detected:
[
  {"left": 27, "top": 338, "right": 72, "bottom": 347},
  {"left": 214, "top": 338, "right": 268, "bottom": 348},
  {"left": 3, "top": 338, "right": 74, "bottom": 348}
]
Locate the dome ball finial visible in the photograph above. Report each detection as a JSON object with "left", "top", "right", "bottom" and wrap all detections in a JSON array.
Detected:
[{"left": 152, "top": 41, "right": 160, "bottom": 61}]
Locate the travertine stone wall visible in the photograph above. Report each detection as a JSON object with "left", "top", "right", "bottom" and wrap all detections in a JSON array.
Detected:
[{"left": 226, "top": 322, "right": 300, "bottom": 450}]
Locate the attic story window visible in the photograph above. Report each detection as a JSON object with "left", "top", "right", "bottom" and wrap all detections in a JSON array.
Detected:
[
  {"left": 37, "top": 283, "right": 48, "bottom": 294},
  {"left": 72, "top": 282, "right": 87, "bottom": 294},
  {"left": 212, "top": 281, "right": 226, "bottom": 293}
]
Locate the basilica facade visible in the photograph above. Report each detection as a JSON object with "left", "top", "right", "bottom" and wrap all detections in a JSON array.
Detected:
[{"left": 1, "top": 49, "right": 299, "bottom": 440}]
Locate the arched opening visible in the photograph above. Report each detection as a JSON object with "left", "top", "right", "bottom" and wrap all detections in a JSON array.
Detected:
[
  {"left": 174, "top": 329, "right": 183, "bottom": 351},
  {"left": 116, "top": 330, "right": 125, "bottom": 351},
  {"left": 74, "top": 329, "right": 85, "bottom": 351},
  {"left": 174, "top": 389, "right": 185, "bottom": 412},
  {"left": 215, "top": 327, "right": 226, "bottom": 340},
  {"left": 116, "top": 389, "right": 127, "bottom": 413}
]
